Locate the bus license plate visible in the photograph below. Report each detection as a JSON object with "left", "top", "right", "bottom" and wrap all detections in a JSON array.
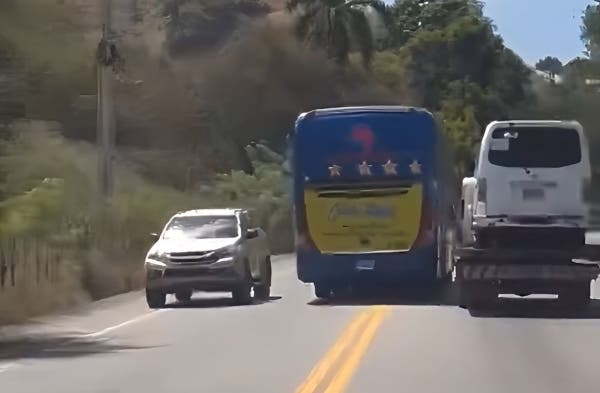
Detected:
[{"left": 356, "top": 259, "right": 375, "bottom": 271}]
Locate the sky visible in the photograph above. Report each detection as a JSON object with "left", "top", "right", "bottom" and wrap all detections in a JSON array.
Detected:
[{"left": 383, "top": 0, "right": 596, "bottom": 65}]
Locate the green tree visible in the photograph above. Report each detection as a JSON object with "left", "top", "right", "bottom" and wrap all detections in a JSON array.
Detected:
[
  {"left": 382, "top": 7, "right": 531, "bottom": 120},
  {"left": 161, "top": 0, "right": 271, "bottom": 55},
  {"left": 582, "top": 0, "right": 600, "bottom": 60},
  {"left": 287, "top": 0, "right": 388, "bottom": 67},
  {"left": 397, "top": 16, "right": 504, "bottom": 108},
  {"left": 438, "top": 99, "right": 478, "bottom": 177},
  {"left": 385, "top": 0, "right": 484, "bottom": 48},
  {"left": 374, "top": 4, "right": 531, "bottom": 170},
  {"left": 535, "top": 56, "right": 564, "bottom": 75},
  {"left": 0, "top": 0, "right": 96, "bottom": 128}
]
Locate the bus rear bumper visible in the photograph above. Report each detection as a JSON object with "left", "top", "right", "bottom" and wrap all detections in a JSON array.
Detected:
[{"left": 296, "top": 247, "right": 437, "bottom": 286}]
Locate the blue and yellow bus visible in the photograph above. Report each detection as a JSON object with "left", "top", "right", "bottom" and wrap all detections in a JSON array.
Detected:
[{"left": 291, "top": 106, "right": 458, "bottom": 299}]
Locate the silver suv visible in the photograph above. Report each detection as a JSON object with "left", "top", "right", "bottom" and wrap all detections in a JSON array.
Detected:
[{"left": 144, "top": 209, "right": 272, "bottom": 308}]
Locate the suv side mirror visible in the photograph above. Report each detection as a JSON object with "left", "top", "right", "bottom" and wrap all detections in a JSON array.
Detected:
[
  {"left": 246, "top": 229, "right": 258, "bottom": 239},
  {"left": 150, "top": 232, "right": 160, "bottom": 241}
]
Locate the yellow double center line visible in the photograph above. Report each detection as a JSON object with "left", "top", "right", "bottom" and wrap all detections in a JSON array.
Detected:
[{"left": 295, "top": 306, "right": 390, "bottom": 393}]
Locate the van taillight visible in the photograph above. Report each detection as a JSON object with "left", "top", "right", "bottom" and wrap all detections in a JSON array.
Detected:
[
  {"left": 412, "top": 199, "right": 434, "bottom": 249},
  {"left": 477, "top": 177, "right": 487, "bottom": 203}
]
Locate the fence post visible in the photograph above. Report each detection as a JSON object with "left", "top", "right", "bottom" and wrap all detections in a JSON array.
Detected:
[{"left": 10, "top": 237, "right": 16, "bottom": 287}]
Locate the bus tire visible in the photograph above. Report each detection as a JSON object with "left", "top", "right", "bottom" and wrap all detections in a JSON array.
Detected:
[
  {"left": 434, "top": 274, "right": 453, "bottom": 304},
  {"left": 314, "top": 282, "right": 332, "bottom": 299}
]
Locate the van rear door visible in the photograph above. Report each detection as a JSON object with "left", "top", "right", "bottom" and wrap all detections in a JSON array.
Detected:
[{"left": 481, "top": 125, "right": 587, "bottom": 218}]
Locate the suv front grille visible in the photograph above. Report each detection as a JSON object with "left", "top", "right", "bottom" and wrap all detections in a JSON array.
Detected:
[{"left": 167, "top": 251, "right": 219, "bottom": 264}]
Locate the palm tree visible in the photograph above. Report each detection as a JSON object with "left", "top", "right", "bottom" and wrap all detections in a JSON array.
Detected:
[{"left": 287, "top": 0, "right": 388, "bottom": 67}]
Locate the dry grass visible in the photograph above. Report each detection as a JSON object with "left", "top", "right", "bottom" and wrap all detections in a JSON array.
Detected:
[{"left": 0, "top": 239, "right": 89, "bottom": 326}]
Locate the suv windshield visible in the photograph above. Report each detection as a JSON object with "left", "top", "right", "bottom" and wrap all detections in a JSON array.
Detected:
[
  {"left": 163, "top": 216, "right": 239, "bottom": 240},
  {"left": 488, "top": 127, "right": 582, "bottom": 168}
]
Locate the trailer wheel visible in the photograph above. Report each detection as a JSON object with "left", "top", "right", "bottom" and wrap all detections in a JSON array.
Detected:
[
  {"left": 460, "top": 282, "right": 497, "bottom": 309},
  {"left": 558, "top": 282, "right": 591, "bottom": 306}
]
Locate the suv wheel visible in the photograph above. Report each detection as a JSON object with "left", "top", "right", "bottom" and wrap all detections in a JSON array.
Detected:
[
  {"left": 254, "top": 257, "right": 272, "bottom": 300},
  {"left": 146, "top": 289, "right": 166, "bottom": 309},
  {"left": 175, "top": 290, "right": 192, "bottom": 302},
  {"left": 232, "top": 262, "right": 253, "bottom": 305}
]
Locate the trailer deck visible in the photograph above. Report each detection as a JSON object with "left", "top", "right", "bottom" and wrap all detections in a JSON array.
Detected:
[{"left": 454, "top": 245, "right": 600, "bottom": 307}]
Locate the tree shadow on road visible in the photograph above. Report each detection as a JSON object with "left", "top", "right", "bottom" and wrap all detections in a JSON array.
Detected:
[
  {"left": 167, "top": 295, "right": 282, "bottom": 309},
  {"left": 0, "top": 333, "right": 156, "bottom": 361},
  {"left": 467, "top": 298, "right": 600, "bottom": 319}
]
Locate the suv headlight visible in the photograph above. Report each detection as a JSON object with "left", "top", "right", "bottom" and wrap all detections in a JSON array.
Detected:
[
  {"left": 146, "top": 251, "right": 168, "bottom": 266},
  {"left": 215, "top": 245, "right": 238, "bottom": 259}
]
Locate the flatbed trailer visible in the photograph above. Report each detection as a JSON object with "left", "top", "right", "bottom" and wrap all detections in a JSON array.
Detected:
[{"left": 454, "top": 246, "right": 600, "bottom": 308}]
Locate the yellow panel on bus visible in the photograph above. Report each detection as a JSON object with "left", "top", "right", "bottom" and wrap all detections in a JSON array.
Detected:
[{"left": 304, "top": 184, "right": 423, "bottom": 254}]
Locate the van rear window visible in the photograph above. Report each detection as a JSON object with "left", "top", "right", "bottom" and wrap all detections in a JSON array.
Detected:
[{"left": 488, "top": 127, "right": 581, "bottom": 168}]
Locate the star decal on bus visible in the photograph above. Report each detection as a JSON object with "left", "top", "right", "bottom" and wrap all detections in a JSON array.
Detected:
[
  {"left": 382, "top": 160, "right": 397, "bottom": 175},
  {"left": 328, "top": 164, "right": 342, "bottom": 177},
  {"left": 409, "top": 160, "right": 422, "bottom": 175},
  {"left": 358, "top": 161, "right": 372, "bottom": 176}
]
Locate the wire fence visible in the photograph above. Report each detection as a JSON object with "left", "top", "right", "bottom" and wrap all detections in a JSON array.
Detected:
[
  {"left": 0, "top": 237, "right": 86, "bottom": 325},
  {"left": 0, "top": 237, "right": 66, "bottom": 291}
]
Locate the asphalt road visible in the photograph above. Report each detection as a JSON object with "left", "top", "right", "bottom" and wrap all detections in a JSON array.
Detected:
[{"left": 2, "top": 254, "right": 600, "bottom": 393}]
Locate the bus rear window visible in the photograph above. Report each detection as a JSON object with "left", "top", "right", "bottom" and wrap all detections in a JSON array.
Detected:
[{"left": 488, "top": 127, "right": 581, "bottom": 168}]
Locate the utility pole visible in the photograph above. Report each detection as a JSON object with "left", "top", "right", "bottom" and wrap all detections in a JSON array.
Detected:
[{"left": 96, "top": 0, "right": 116, "bottom": 198}]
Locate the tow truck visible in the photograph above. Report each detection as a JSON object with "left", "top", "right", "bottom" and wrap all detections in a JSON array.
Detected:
[
  {"left": 455, "top": 243, "right": 600, "bottom": 308},
  {"left": 455, "top": 120, "right": 600, "bottom": 308}
]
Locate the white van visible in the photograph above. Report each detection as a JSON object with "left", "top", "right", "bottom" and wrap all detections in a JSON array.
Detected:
[{"left": 462, "top": 120, "right": 591, "bottom": 250}]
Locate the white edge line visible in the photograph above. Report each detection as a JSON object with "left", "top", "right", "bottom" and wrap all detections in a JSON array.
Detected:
[
  {"left": 0, "top": 312, "right": 169, "bottom": 375},
  {"left": 79, "top": 309, "right": 170, "bottom": 339}
]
